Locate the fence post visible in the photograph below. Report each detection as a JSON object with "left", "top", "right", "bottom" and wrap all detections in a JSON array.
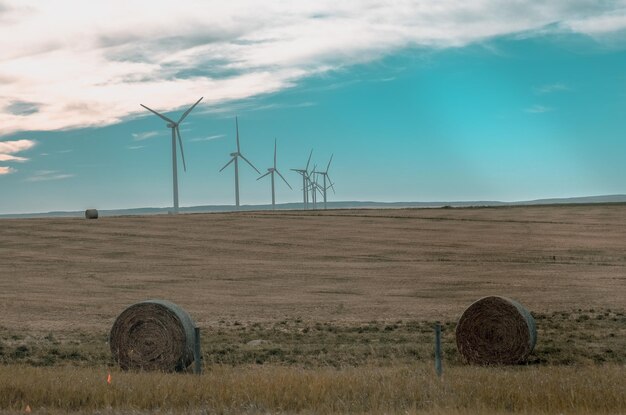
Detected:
[
  {"left": 194, "top": 326, "right": 202, "bottom": 375},
  {"left": 435, "top": 323, "right": 442, "bottom": 378}
]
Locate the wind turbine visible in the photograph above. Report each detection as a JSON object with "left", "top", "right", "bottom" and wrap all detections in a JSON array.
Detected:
[
  {"left": 140, "top": 97, "right": 203, "bottom": 213},
  {"left": 257, "top": 139, "right": 292, "bottom": 209},
  {"left": 291, "top": 149, "right": 313, "bottom": 209},
  {"left": 219, "top": 117, "right": 260, "bottom": 208},
  {"left": 307, "top": 164, "right": 322, "bottom": 209},
  {"left": 315, "top": 154, "right": 335, "bottom": 210}
]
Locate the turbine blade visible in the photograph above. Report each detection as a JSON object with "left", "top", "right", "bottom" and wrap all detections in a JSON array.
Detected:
[
  {"left": 219, "top": 157, "right": 235, "bottom": 172},
  {"left": 273, "top": 139, "right": 277, "bottom": 169},
  {"left": 176, "top": 126, "right": 187, "bottom": 172},
  {"left": 235, "top": 116, "right": 240, "bottom": 153},
  {"left": 177, "top": 97, "right": 203, "bottom": 124},
  {"left": 257, "top": 171, "right": 271, "bottom": 180},
  {"left": 326, "top": 154, "right": 333, "bottom": 173},
  {"left": 305, "top": 149, "right": 313, "bottom": 171},
  {"left": 239, "top": 153, "right": 261, "bottom": 174},
  {"left": 140, "top": 104, "right": 175, "bottom": 124},
  {"left": 276, "top": 169, "right": 292, "bottom": 189},
  {"left": 328, "top": 176, "right": 336, "bottom": 193}
]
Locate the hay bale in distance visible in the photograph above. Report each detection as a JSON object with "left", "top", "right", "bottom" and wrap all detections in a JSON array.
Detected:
[
  {"left": 85, "top": 209, "right": 98, "bottom": 219},
  {"left": 110, "top": 300, "right": 197, "bottom": 371},
  {"left": 456, "top": 296, "right": 536, "bottom": 365}
]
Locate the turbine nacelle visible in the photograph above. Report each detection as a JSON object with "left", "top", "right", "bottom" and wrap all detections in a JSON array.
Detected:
[
  {"left": 166, "top": 123, "right": 176, "bottom": 128},
  {"left": 230, "top": 152, "right": 239, "bottom": 157}
]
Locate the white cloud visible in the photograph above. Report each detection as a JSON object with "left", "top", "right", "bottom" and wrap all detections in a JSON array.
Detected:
[
  {"left": 0, "top": 139, "right": 36, "bottom": 154},
  {"left": 534, "top": 83, "right": 569, "bottom": 94},
  {"left": 131, "top": 131, "right": 160, "bottom": 141},
  {"left": 25, "top": 170, "right": 74, "bottom": 182},
  {"left": 525, "top": 104, "right": 554, "bottom": 113},
  {"left": 0, "top": 154, "right": 27, "bottom": 162},
  {"left": 0, "top": 139, "right": 35, "bottom": 170},
  {"left": 127, "top": 145, "right": 146, "bottom": 150},
  {"left": 564, "top": 9, "right": 626, "bottom": 35},
  {"left": 1, "top": 1, "right": 625, "bottom": 135},
  {"left": 190, "top": 134, "right": 226, "bottom": 142},
  {"left": 0, "top": 166, "right": 16, "bottom": 175}
]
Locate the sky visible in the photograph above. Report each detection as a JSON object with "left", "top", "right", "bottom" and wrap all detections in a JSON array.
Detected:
[{"left": 1, "top": 1, "right": 626, "bottom": 214}]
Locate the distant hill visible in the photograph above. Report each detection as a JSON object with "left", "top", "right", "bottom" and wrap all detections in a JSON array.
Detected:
[{"left": 1, "top": 194, "right": 625, "bottom": 218}]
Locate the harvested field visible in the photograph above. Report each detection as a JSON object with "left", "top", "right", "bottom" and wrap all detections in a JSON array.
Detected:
[
  {"left": 0, "top": 205, "right": 624, "bottom": 332},
  {"left": 0, "top": 205, "right": 625, "bottom": 413}
]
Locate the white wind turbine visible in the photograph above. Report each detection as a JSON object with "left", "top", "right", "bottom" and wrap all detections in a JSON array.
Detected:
[
  {"left": 257, "top": 139, "right": 292, "bottom": 209},
  {"left": 307, "top": 164, "right": 322, "bottom": 209},
  {"left": 290, "top": 149, "right": 313, "bottom": 210},
  {"left": 315, "top": 154, "right": 335, "bottom": 210},
  {"left": 140, "top": 97, "right": 203, "bottom": 213},
  {"left": 219, "top": 117, "right": 261, "bottom": 208}
]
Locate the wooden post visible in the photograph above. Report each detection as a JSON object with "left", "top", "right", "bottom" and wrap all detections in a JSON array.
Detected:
[
  {"left": 434, "top": 323, "right": 442, "bottom": 378},
  {"left": 194, "top": 327, "right": 202, "bottom": 375}
]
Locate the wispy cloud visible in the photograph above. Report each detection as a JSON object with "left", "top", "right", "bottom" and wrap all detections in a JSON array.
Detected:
[
  {"left": 525, "top": 104, "right": 554, "bottom": 113},
  {"left": 127, "top": 145, "right": 146, "bottom": 150},
  {"left": 200, "top": 100, "right": 317, "bottom": 116},
  {"left": 0, "top": 2, "right": 625, "bottom": 134},
  {"left": 0, "top": 166, "right": 16, "bottom": 175},
  {"left": 534, "top": 83, "right": 569, "bottom": 94},
  {"left": 0, "top": 154, "right": 27, "bottom": 162},
  {"left": 132, "top": 131, "right": 160, "bottom": 141},
  {"left": 190, "top": 134, "right": 225, "bottom": 142},
  {"left": 0, "top": 139, "right": 36, "bottom": 154},
  {"left": 0, "top": 139, "right": 36, "bottom": 172},
  {"left": 564, "top": 10, "right": 626, "bottom": 35},
  {"left": 25, "top": 170, "right": 74, "bottom": 182}
]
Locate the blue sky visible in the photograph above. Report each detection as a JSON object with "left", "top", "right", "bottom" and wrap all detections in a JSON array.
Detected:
[{"left": 1, "top": 2, "right": 626, "bottom": 214}]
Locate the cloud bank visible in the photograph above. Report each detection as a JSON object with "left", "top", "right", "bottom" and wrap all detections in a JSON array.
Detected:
[{"left": 1, "top": 1, "right": 626, "bottom": 135}]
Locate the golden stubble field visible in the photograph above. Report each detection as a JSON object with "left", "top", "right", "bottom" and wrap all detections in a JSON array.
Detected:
[
  {"left": 1, "top": 204, "right": 626, "bottom": 414},
  {"left": 0, "top": 204, "right": 624, "bottom": 332}
]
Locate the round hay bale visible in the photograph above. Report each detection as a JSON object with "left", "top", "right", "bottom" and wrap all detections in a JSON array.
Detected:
[
  {"left": 455, "top": 296, "right": 536, "bottom": 365},
  {"left": 110, "top": 300, "right": 196, "bottom": 371},
  {"left": 85, "top": 209, "right": 98, "bottom": 219}
]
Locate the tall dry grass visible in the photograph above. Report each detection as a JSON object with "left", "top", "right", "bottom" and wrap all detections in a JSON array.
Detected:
[{"left": 1, "top": 364, "right": 624, "bottom": 414}]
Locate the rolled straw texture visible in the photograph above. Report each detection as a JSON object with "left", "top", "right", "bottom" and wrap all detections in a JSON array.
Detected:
[
  {"left": 456, "top": 296, "right": 537, "bottom": 365},
  {"left": 110, "top": 300, "right": 196, "bottom": 371}
]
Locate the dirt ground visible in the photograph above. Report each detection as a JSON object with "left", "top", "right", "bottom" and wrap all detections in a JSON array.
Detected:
[{"left": 0, "top": 204, "right": 624, "bottom": 333}]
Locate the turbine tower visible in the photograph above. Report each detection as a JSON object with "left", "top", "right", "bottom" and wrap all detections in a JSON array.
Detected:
[
  {"left": 307, "top": 164, "right": 322, "bottom": 209},
  {"left": 219, "top": 117, "right": 260, "bottom": 208},
  {"left": 140, "top": 97, "right": 203, "bottom": 214},
  {"left": 257, "top": 139, "right": 292, "bottom": 210},
  {"left": 315, "top": 154, "right": 335, "bottom": 210},
  {"left": 291, "top": 149, "right": 313, "bottom": 209}
]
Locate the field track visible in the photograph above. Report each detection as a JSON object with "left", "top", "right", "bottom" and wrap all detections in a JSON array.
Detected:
[{"left": 1, "top": 204, "right": 624, "bottom": 333}]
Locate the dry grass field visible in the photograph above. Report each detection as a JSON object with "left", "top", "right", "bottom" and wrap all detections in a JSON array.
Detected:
[{"left": 1, "top": 204, "right": 625, "bottom": 413}]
